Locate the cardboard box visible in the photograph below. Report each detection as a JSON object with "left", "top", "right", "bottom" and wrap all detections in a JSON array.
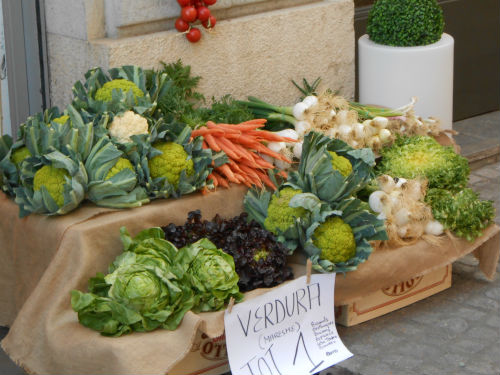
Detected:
[
  {"left": 334, "top": 265, "right": 452, "bottom": 327},
  {"left": 168, "top": 331, "right": 229, "bottom": 375}
]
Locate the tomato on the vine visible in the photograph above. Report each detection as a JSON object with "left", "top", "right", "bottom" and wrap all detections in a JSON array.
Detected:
[
  {"left": 175, "top": 18, "right": 190, "bottom": 32},
  {"left": 177, "top": 0, "right": 191, "bottom": 7},
  {"left": 196, "top": 6, "right": 210, "bottom": 22},
  {"left": 203, "top": 0, "right": 217, "bottom": 5},
  {"left": 202, "top": 15, "right": 216, "bottom": 29},
  {"left": 186, "top": 27, "right": 202, "bottom": 43},
  {"left": 181, "top": 6, "right": 197, "bottom": 23}
]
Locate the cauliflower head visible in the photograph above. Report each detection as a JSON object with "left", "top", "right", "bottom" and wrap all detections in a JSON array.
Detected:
[
  {"left": 264, "top": 187, "right": 308, "bottom": 234},
  {"left": 329, "top": 151, "right": 352, "bottom": 177},
  {"left": 94, "top": 79, "right": 144, "bottom": 102},
  {"left": 313, "top": 216, "right": 356, "bottom": 263},
  {"left": 108, "top": 111, "right": 149, "bottom": 143},
  {"left": 148, "top": 142, "right": 194, "bottom": 188},
  {"left": 52, "top": 115, "right": 70, "bottom": 125},
  {"left": 11, "top": 147, "right": 31, "bottom": 167},
  {"left": 105, "top": 157, "right": 134, "bottom": 180},
  {"left": 33, "top": 165, "right": 69, "bottom": 207}
]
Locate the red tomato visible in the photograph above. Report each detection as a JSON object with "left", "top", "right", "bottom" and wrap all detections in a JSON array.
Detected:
[
  {"left": 175, "top": 18, "right": 190, "bottom": 32},
  {"left": 197, "top": 6, "right": 211, "bottom": 22},
  {"left": 181, "top": 6, "right": 197, "bottom": 23},
  {"left": 177, "top": 0, "right": 191, "bottom": 6},
  {"left": 186, "top": 27, "right": 202, "bottom": 43},
  {"left": 202, "top": 15, "right": 217, "bottom": 28},
  {"left": 193, "top": 0, "right": 203, "bottom": 7},
  {"left": 203, "top": 0, "right": 217, "bottom": 5}
]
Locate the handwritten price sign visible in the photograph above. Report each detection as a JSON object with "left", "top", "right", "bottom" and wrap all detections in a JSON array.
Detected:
[{"left": 224, "top": 274, "right": 352, "bottom": 375}]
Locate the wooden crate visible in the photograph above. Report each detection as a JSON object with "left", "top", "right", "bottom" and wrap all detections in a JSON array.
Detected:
[
  {"left": 168, "top": 331, "right": 229, "bottom": 375},
  {"left": 334, "top": 265, "right": 452, "bottom": 327}
]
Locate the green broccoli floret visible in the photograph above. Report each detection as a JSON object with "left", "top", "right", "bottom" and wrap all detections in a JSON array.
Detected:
[
  {"left": 95, "top": 79, "right": 144, "bottom": 102},
  {"left": 329, "top": 151, "right": 352, "bottom": 177},
  {"left": 425, "top": 188, "right": 495, "bottom": 241},
  {"left": 377, "top": 136, "right": 469, "bottom": 190},
  {"left": 105, "top": 157, "right": 134, "bottom": 180},
  {"left": 52, "top": 115, "right": 70, "bottom": 125},
  {"left": 33, "top": 165, "right": 69, "bottom": 207},
  {"left": 11, "top": 147, "right": 31, "bottom": 167},
  {"left": 264, "top": 187, "right": 308, "bottom": 234},
  {"left": 148, "top": 142, "right": 194, "bottom": 188},
  {"left": 313, "top": 216, "right": 356, "bottom": 263}
]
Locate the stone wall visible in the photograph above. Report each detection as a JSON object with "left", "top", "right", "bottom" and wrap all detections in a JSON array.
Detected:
[{"left": 44, "top": 0, "right": 355, "bottom": 108}]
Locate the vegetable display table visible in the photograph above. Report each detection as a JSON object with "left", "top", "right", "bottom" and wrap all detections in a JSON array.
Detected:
[{"left": 0, "top": 189, "right": 498, "bottom": 375}]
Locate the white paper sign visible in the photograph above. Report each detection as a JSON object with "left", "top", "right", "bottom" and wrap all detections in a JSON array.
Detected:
[{"left": 224, "top": 274, "right": 352, "bottom": 375}]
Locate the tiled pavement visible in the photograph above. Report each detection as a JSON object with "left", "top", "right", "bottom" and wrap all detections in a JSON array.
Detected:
[{"left": 1, "top": 112, "right": 499, "bottom": 375}]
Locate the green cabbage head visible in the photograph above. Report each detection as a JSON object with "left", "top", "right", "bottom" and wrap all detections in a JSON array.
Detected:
[
  {"left": 176, "top": 238, "right": 243, "bottom": 312},
  {"left": 71, "top": 227, "right": 194, "bottom": 336},
  {"left": 105, "top": 264, "right": 170, "bottom": 314}
]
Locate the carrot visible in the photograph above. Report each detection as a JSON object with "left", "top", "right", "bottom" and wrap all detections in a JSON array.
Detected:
[
  {"left": 277, "top": 170, "right": 288, "bottom": 179},
  {"left": 249, "top": 155, "right": 274, "bottom": 169},
  {"left": 207, "top": 173, "right": 219, "bottom": 187},
  {"left": 247, "top": 174, "right": 263, "bottom": 188},
  {"left": 214, "top": 123, "right": 265, "bottom": 132},
  {"left": 191, "top": 127, "right": 225, "bottom": 137},
  {"left": 204, "top": 133, "right": 222, "bottom": 152},
  {"left": 231, "top": 143, "right": 256, "bottom": 162},
  {"left": 206, "top": 122, "right": 242, "bottom": 134},
  {"left": 233, "top": 173, "right": 252, "bottom": 187},
  {"left": 255, "top": 170, "right": 277, "bottom": 190},
  {"left": 238, "top": 156, "right": 259, "bottom": 169},
  {"left": 215, "top": 137, "right": 241, "bottom": 160},
  {"left": 238, "top": 164, "right": 260, "bottom": 180},
  {"left": 223, "top": 134, "right": 263, "bottom": 149},
  {"left": 238, "top": 119, "right": 268, "bottom": 125},
  {"left": 202, "top": 140, "right": 209, "bottom": 149},
  {"left": 228, "top": 161, "right": 245, "bottom": 175},
  {"left": 232, "top": 172, "right": 247, "bottom": 184},
  {"left": 251, "top": 143, "right": 292, "bottom": 162},
  {"left": 212, "top": 172, "right": 229, "bottom": 188},
  {"left": 216, "top": 164, "right": 239, "bottom": 183},
  {"left": 245, "top": 130, "right": 297, "bottom": 143}
]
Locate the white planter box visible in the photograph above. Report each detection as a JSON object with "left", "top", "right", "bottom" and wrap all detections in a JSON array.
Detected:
[{"left": 358, "top": 33, "right": 454, "bottom": 131}]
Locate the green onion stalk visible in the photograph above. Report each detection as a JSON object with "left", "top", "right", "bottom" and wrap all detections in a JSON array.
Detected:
[{"left": 238, "top": 96, "right": 413, "bottom": 131}]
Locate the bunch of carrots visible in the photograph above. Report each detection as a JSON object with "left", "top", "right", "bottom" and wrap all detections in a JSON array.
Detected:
[{"left": 191, "top": 119, "right": 295, "bottom": 190}]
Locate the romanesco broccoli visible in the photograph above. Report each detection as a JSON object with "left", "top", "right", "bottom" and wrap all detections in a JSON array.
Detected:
[
  {"left": 148, "top": 142, "right": 194, "bottom": 188},
  {"left": 329, "top": 151, "right": 352, "bottom": 177},
  {"left": 52, "top": 115, "right": 70, "bottom": 125},
  {"left": 33, "top": 165, "right": 69, "bottom": 207},
  {"left": 95, "top": 79, "right": 144, "bottom": 102},
  {"left": 11, "top": 147, "right": 31, "bottom": 167},
  {"left": 313, "top": 216, "right": 356, "bottom": 263},
  {"left": 264, "top": 187, "right": 308, "bottom": 234},
  {"left": 106, "top": 158, "right": 134, "bottom": 180}
]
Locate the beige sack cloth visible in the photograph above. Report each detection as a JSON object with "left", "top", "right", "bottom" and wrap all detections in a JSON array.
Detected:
[{"left": 0, "top": 188, "right": 499, "bottom": 375}]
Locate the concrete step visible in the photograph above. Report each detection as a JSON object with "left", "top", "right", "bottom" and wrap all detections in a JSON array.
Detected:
[
  {"left": 453, "top": 110, "right": 500, "bottom": 170},
  {"left": 466, "top": 145, "right": 500, "bottom": 170}
]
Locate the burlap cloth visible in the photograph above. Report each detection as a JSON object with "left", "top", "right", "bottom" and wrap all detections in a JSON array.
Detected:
[{"left": 0, "top": 188, "right": 499, "bottom": 375}]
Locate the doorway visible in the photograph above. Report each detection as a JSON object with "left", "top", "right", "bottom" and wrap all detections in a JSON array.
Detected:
[{"left": 1, "top": 0, "right": 49, "bottom": 138}]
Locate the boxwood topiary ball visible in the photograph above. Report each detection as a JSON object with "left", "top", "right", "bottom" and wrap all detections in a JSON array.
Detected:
[{"left": 367, "top": 0, "right": 445, "bottom": 47}]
